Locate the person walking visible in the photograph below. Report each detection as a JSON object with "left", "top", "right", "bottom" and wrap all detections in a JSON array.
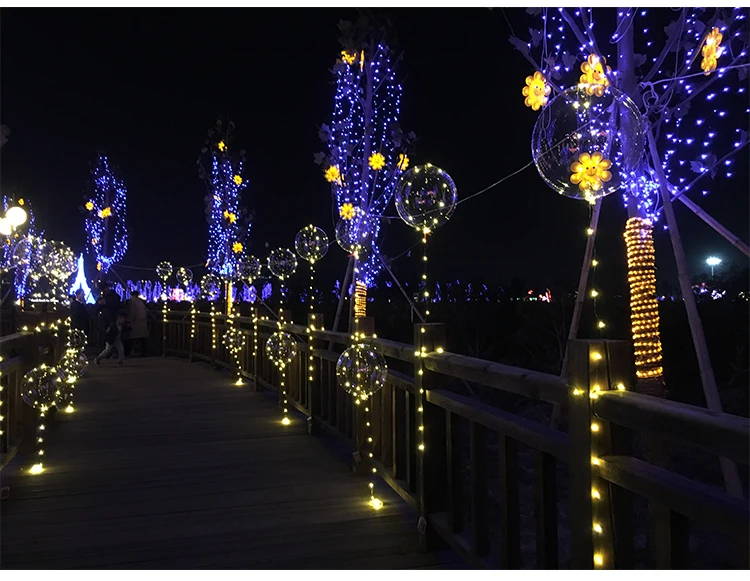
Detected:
[
  {"left": 95, "top": 313, "right": 126, "bottom": 366},
  {"left": 127, "top": 290, "right": 149, "bottom": 357}
]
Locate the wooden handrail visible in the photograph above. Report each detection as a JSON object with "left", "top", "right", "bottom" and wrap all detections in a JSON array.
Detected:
[
  {"left": 423, "top": 352, "right": 567, "bottom": 407},
  {"left": 594, "top": 390, "right": 750, "bottom": 465},
  {"left": 598, "top": 455, "right": 749, "bottom": 539}
]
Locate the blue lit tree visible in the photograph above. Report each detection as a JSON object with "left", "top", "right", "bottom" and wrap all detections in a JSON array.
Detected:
[
  {"left": 508, "top": 7, "right": 748, "bottom": 495},
  {"left": 1, "top": 196, "right": 40, "bottom": 300},
  {"left": 198, "top": 120, "right": 251, "bottom": 283},
  {"left": 83, "top": 154, "right": 129, "bottom": 276},
  {"left": 315, "top": 14, "right": 415, "bottom": 316}
]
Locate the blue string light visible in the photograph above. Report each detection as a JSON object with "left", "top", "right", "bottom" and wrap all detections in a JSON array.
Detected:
[
  {"left": 198, "top": 124, "right": 251, "bottom": 280},
  {"left": 321, "top": 43, "right": 411, "bottom": 286},
  {"left": 83, "top": 155, "right": 128, "bottom": 274}
]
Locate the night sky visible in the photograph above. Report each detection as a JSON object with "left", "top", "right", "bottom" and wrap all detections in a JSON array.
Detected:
[{"left": 1, "top": 8, "right": 747, "bottom": 296}]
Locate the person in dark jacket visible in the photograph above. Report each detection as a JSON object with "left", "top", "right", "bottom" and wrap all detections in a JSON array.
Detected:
[
  {"left": 97, "top": 283, "right": 121, "bottom": 348},
  {"left": 95, "top": 313, "right": 125, "bottom": 366},
  {"left": 70, "top": 290, "right": 89, "bottom": 336}
]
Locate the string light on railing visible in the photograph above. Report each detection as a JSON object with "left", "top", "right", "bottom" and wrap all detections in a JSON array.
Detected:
[
  {"left": 394, "top": 163, "right": 458, "bottom": 321},
  {"left": 0, "top": 356, "right": 4, "bottom": 440},
  {"left": 266, "top": 331, "right": 298, "bottom": 426},
  {"left": 22, "top": 364, "right": 59, "bottom": 475},
  {"left": 337, "top": 341, "right": 387, "bottom": 509},
  {"left": 223, "top": 310, "right": 246, "bottom": 386}
]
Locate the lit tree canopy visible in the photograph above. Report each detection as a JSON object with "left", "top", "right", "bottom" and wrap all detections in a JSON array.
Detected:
[
  {"left": 198, "top": 120, "right": 252, "bottom": 280},
  {"left": 82, "top": 154, "right": 129, "bottom": 274},
  {"left": 315, "top": 14, "right": 416, "bottom": 286},
  {"left": 1, "top": 195, "right": 40, "bottom": 298},
  {"left": 509, "top": 7, "right": 749, "bottom": 222}
]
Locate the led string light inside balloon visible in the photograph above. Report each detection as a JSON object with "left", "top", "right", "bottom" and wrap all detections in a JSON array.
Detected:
[
  {"left": 336, "top": 342, "right": 387, "bottom": 510},
  {"left": 294, "top": 225, "right": 330, "bottom": 392},
  {"left": 394, "top": 163, "right": 458, "bottom": 322},
  {"left": 267, "top": 249, "right": 298, "bottom": 426}
]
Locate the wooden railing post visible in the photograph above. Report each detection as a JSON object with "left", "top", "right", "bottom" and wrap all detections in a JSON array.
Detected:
[
  {"left": 568, "top": 339, "right": 618, "bottom": 570},
  {"left": 307, "top": 313, "right": 323, "bottom": 432},
  {"left": 414, "top": 321, "right": 446, "bottom": 549}
]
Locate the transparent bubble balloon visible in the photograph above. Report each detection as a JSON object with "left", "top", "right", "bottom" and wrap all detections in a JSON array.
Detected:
[
  {"left": 295, "top": 225, "right": 330, "bottom": 263},
  {"left": 335, "top": 208, "right": 378, "bottom": 254},
  {"left": 11, "top": 236, "right": 35, "bottom": 268},
  {"left": 22, "top": 365, "right": 59, "bottom": 409},
  {"left": 53, "top": 380, "right": 75, "bottom": 408},
  {"left": 265, "top": 331, "right": 298, "bottom": 367},
  {"left": 222, "top": 327, "right": 246, "bottom": 353},
  {"left": 532, "top": 85, "right": 645, "bottom": 203},
  {"left": 156, "top": 261, "right": 173, "bottom": 281},
  {"left": 200, "top": 273, "right": 221, "bottom": 300},
  {"left": 395, "top": 164, "right": 458, "bottom": 232},
  {"left": 268, "top": 249, "right": 297, "bottom": 279},
  {"left": 59, "top": 348, "right": 88, "bottom": 383},
  {"left": 68, "top": 329, "right": 87, "bottom": 350},
  {"left": 176, "top": 267, "right": 193, "bottom": 286},
  {"left": 336, "top": 343, "right": 388, "bottom": 401},
  {"left": 42, "top": 241, "right": 77, "bottom": 281},
  {"left": 239, "top": 256, "right": 262, "bottom": 282}
]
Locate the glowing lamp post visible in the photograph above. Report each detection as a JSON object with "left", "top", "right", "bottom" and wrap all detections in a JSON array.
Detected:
[
  {"left": 706, "top": 256, "right": 722, "bottom": 277},
  {"left": 0, "top": 204, "right": 28, "bottom": 235}
]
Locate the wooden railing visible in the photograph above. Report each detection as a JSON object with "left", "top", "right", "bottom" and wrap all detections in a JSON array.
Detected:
[
  {"left": 0, "top": 314, "right": 69, "bottom": 470},
  {"left": 157, "top": 308, "right": 749, "bottom": 569}
]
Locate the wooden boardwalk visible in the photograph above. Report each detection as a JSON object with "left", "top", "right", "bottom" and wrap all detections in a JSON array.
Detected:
[{"left": 0, "top": 357, "right": 460, "bottom": 569}]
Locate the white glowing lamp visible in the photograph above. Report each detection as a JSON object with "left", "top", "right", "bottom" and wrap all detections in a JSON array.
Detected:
[
  {"left": 5, "top": 206, "right": 28, "bottom": 228},
  {"left": 0, "top": 217, "right": 11, "bottom": 236}
]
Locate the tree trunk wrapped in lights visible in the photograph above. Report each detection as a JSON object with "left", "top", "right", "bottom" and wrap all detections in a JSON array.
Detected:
[
  {"left": 624, "top": 217, "right": 664, "bottom": 381},
  {"left": 354, "top": 280, "right": 367, "bottom": 319}
]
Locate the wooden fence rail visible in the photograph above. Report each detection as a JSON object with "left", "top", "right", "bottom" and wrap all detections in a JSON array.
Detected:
[{"left": 154, "top": 308, "right": 749, "bottom": 569}]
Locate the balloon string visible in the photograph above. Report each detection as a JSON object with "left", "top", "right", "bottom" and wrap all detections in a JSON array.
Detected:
[{"left": 422, "top": 230, "right": 430, "bottom": 321}]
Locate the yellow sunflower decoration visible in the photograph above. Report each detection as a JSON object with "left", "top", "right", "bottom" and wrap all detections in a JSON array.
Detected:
[
  {"left": 233, "top": 175, "right": 242, "bottom": 185},
  {"left": 98, "top": 207, "right": 112, "bottom": 218},
  {"left": 18, "top": 199, "right": 24, "bottom": 206},
  {"left": 218, "top": 141, "right": 226, "bottom": 152},
  {"left": 325, "top": 165, "right": 342, "bottom": 184},
  {"left": 701, "top": 27, "right": 723, "bottom": 75},
  {"left": 522, "top": 71, "right": 551, "bottom": 111},
  {"left": 85, "top": 201, "right": 94, "bottom": 211},
  {"left": 579, "top": 55, "right": 611, "bottom": 97},
  {"left": 339, "top": 203, "right": 356, "bottom": 220},
  {"left": 341, "top": 51, "right": 357, "bottom": 65},
  {"left": 397, "top": 153, "right": 410, "bottom": 171},
  {"left": 570, "top": 152, "right": 612, "bottom": 198},
  {"left": 232, "top": 242, "right": 243, "bottom": 254},
  {"left": 368, "top": 152, "right": 386, "bottom": 170},
  {"left": 223, "top": 210, "right": 237, "bottom": 224},
  {"left": 96, "top": 262, "right": 102, "bottom": 271}
]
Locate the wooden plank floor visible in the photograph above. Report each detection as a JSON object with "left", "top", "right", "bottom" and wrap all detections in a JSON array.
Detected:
[{"left": 0, "top": 357, "right": 461, "bottom": 569}]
